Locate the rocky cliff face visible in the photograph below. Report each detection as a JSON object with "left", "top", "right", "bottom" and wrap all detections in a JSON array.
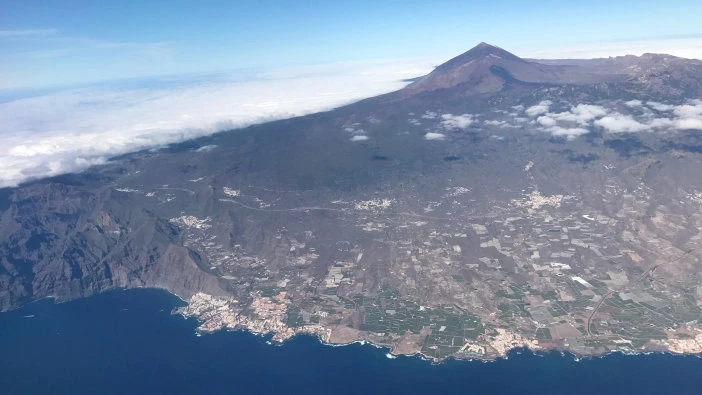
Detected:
[{"left": 0, "top": 182, "right": 226, "bottom": 311}]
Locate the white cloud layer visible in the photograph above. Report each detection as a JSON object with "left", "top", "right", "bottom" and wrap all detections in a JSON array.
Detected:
[{"left": 0, "top": 58, "right": 434, "bottom": 187}]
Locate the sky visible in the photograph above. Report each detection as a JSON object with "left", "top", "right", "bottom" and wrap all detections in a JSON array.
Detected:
[
  {"left": 1, "top": 0, "right": 702, "bottom": 187},
  {"left": 3, "top": 0, "right": 702, "bottom": 89}
]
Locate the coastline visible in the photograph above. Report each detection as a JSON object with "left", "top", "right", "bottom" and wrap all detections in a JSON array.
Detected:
[
  {"left": 4, "top": 287, "right": 702, "bottom": 364},
  {"left": 4, "top": 287, "right": 702, "bottom": 395},
  {"left": 175, "top": 317, "right": 702, "bottom": 365}
]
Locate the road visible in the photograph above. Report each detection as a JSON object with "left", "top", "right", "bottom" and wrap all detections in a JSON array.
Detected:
[{"left": 585, "top": 249, "right": 694, "bottom": 337}]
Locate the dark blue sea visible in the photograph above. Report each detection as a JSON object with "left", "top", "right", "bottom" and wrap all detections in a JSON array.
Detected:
[{"left": 1, "top": 289, "right": 700, "bottom": 395}]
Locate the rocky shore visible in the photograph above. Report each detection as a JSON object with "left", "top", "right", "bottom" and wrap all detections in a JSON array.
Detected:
[{"left": 177, "top": 292, "right": 702, "bottom": 362}]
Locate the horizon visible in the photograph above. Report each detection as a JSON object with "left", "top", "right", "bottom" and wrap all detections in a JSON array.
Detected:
[
  {"left": 2, "top": 38, "right": 702, "bottom": 92},
  {"left": 3, "top": 0, "right": 702, "bottom": 90},
  {"left": 2, "top": 38, "right": 701, "bottom": 103},
  {"left": 2, "top": 0, "right": 702, "bottom": 187}
]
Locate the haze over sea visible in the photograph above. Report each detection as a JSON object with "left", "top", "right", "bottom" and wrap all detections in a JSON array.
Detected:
[{"left": 0, "top": 289, "right": 699, "bottom": 395}]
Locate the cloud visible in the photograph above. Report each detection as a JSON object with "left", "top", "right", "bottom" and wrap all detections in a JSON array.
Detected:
[
  {"left": 589, "top": 99, "right": 702, "bottom": 133},
  {"left": 527, "top": 99, "right": 702, "bottom": 138},
  {"left": 648, "top": 118, "right": 675, "bottom": 129},
  {"left": 646, "top": 101, "right": 675, "bottom": 112},
  {"left": 531, "top": 103, "right": 608, "bottom": 138},
  {"left": 195, "top": 145, "right": 217, "bottom": 152},
  {"left": 675, "top": 118, "right": 702, "bottom": 130},
  {"left": 670, "top": 100, "right": 702, "bottom": 130},
  {"left": 525, "top": 100, "right": 552, "bottom": 117},
  {"left": 485, "top": 119, "right": 520, "bottom": 129},
  {"left": 0, "top": 29, "right": 58, "bottom": 38},
  {"left": 350, "top": 135, "right": 369, "bottom": 141},
  {"left": 551, "top": 104, "right": 609, "bottom": 124},
  {"left": 573, "top": 104, "right": 608, "bottom": 119},
  {"left": 536, "top": 116, "right": 558, "bottom": 127},
  {"left": 21, "top": 48, "right": 74, "bottom": 59},
  {"left": 344, "top": 127, "right": 366, "bottom": 136},
  {"left": 424, "top": 132, "right": 446, "bottom": 141},
  {"left": 489, "top": 98, "right": 701, "bottom": 141},
  {"left": 518, "top": 36, "right": 702, "bottom": 60},
  {"left": 0, "top": 59, "right": 433, "bottom": 188},
  {"left": 529, "top": 99, "right": 702, "bottom": 136},
  {"left": 594, "top": 114, "right": 649, "bottom": 133},
  {"left": 673, "top": 99, "right": 702, "bottom": 118},
  {"left": 440, "top": 113, "right": 474, "bottom": 129},
  {"left": 545, "top": 126, "right": 590, "bottom": 140}
]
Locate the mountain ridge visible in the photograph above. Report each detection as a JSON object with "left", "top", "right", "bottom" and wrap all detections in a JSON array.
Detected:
[
  {"left": 404, "top": 42, "right": 618, "bottom": 94},
  {"left": 404, "top": 42, "right": 702, "bottom": 97}
]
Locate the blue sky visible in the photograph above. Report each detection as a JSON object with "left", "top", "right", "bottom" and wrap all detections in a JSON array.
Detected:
[{"left": 3, "top": 0, "right": 702, "bottom": 89}]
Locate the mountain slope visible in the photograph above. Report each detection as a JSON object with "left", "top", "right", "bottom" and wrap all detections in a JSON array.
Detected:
[
  {"left": 2, "top": 43, "right": 702, "bottom": 360},
  {"left": 405, "top": 42, "right": 626, "bottom": 94}
]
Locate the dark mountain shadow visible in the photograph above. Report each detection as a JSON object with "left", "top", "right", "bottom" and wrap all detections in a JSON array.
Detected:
[{"left": 604, "top": 137, "right": 651, "bottom": 157}]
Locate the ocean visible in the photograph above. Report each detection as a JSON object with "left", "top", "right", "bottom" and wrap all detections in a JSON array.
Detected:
[{"left": 1, "top": 289, "right": 700, "bottom": 395}]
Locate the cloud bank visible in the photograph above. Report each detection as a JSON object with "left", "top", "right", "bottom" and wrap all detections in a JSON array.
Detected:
[{"left": 0, "top": 58, "right": 433, "bottom": 187}]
